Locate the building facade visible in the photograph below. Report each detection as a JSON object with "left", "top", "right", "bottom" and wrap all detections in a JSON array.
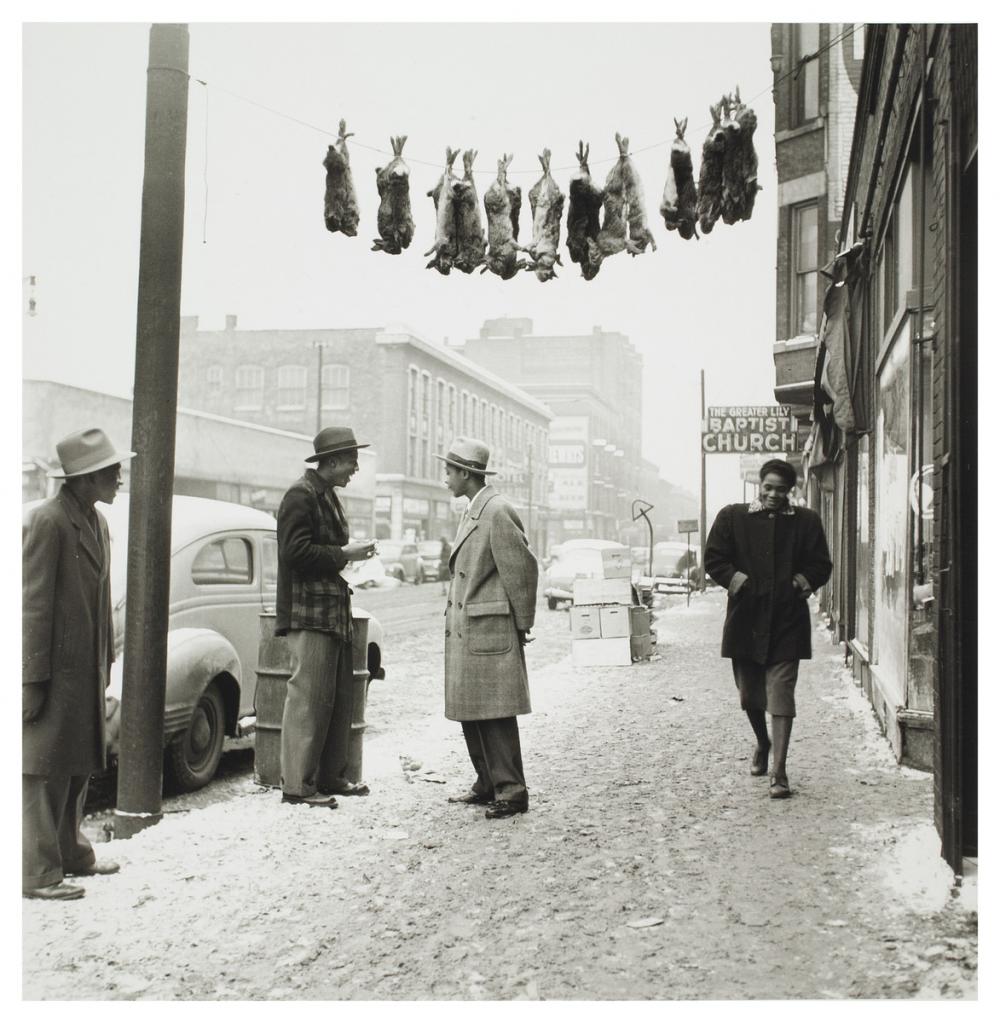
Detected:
[
  {"left": 772, "top": 25, "right": 977, "bottom": 872},
  {"left": 21, "top": 379, "right": 378, "bottom": 532},
  {"left": 177, "top": 317, "right": 552, "bottom": 547},
  {"left": 457, "top": 318, "right": 645, "bottom": 552},
  {"left": 770, "top": 23, "right": 866, "bottom": 488}
]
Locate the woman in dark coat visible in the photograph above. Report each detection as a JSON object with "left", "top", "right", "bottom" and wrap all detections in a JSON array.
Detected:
[{"left": 704, "top": 459, "right": 831, "bottom": 799}]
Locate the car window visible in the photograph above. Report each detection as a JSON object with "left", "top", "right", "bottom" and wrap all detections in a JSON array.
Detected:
[
  {"left": 191, "top": 537, "right": 253, "bottom": 585},
  {"left": 261, "top": 536, "right": 278, "bottom": 590}
]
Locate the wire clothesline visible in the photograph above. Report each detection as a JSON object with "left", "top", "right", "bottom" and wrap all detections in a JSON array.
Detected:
[{"left": 188, "top": 23, "right": 864, "bottom": 176}]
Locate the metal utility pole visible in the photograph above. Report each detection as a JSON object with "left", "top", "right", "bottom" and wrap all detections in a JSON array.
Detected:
[
  {"left": 526, "top": 444, "right": 533, "bottom": 543},
  {"left": 699, "top": 369, "right": 707, "bottom": 591},
  {"left": 315, "top": 341, "right": 325, "bottom": 433},
  {"left": 115, "top": 23, "right": 190, "bottom": 839}
]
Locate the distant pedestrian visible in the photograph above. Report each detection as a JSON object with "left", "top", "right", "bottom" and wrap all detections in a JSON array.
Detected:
[
  {"left": 22, "top": 427, "right": 135, "bottom": 900},
  {"left": 704, "top": 459, "right": 832, "bottom": 799},
  {"left": 275, "top": 427, "right": 377, "bottom": 808},
  {"left": 438, "top": 535, "right": 452, "bottom": 595},
  {"left": 435, "top": 438, "right": 538, "bottom": 819}
]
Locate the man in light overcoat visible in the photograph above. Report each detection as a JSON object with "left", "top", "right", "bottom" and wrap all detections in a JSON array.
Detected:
[
  {"left": 23, "top": 428, "right": 134, "bottom": 899},
  {"left": 436, "top": 437, "right": 538, "bottom": 820}
]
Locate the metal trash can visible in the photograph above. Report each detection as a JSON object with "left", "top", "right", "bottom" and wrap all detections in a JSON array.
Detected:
[{"left": 253, "top": 613, "right": 370, "bottom": 788}]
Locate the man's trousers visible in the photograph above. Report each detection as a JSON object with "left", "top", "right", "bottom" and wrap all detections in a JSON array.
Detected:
[
  {"left": 460, "top": 717, "right": 528, "bottom": 807},
  {"left": 22, "top": 774, "right": 96, "bottom": 891},
  {"left": 280, "top": 629, "right": 354, "bottom": 796}
]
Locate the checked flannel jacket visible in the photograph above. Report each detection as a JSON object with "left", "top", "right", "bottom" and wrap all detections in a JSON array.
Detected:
[{"left": 275, "top": 469, "right": 353, "bottom": 641}]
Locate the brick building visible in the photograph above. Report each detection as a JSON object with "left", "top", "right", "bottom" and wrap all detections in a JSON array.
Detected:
[
  {"left": 775, "top": 25, "right": 976, "bottom": 872},
  {"left": 177, "top": 317, "right": 552, "bottom": 546},
  {"left": 770, "top": 23, "right": 865, "bottom": 476},
  {"left": 455, "top": 319, "right": 646, "bottom": 551}
]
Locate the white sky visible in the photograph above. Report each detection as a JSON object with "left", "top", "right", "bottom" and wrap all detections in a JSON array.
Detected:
[{"left": 21, "top": 16, "right": 787, "bottom": 513}]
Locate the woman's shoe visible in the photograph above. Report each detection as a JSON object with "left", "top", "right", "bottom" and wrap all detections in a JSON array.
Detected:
[
  {"left": 750, "top": 742, "right": 771, "bottom": 776},
  {"left": 769, "top": 775, "right": 791, "bottom": 799}
]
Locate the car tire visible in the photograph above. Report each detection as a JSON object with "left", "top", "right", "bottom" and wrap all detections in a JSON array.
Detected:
[
  {"left": 166, "top": 680, "right": 226, "bottom": 792},
  {"left": 547, "top": 596, "right": 559, "bottom": 610}
]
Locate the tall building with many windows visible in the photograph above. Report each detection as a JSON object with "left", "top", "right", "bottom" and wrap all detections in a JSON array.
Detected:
[
  {"left": 455, "top": 318, "right": 645, "bottom": 550},
  {"left": 177, "top": 317, "right": 551, "bottom": 545}
]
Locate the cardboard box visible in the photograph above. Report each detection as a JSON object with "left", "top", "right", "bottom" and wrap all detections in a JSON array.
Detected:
[
  {"left": 573, "top": 577, "right": 632, "bottom": 606},
  {"left": 569, "top": 605, "right": 602, "bottom": 639},
  {"left": 630, "top": 633, "right": 654, "bottom": 661},
  {"left": 629, "top": 605, "right": 651, "bottom": 636},
  {"left": 599, "top": 605, "right": 631, "bottom": 638},
  {"left": 596, "top": 548, "right": 632, "bottom": 580},
  {"left": 572, "top": 636, "right": 632, "bottom": 667}
]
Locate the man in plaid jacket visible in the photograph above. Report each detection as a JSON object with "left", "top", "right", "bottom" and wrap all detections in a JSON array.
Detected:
[{"left": 275, "top": 427, "right": 378, "bottom": 808}]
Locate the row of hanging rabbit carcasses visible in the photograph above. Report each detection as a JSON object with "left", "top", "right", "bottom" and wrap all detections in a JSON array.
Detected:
[{"left": 322, "top": 91, "right": 761, "bottom": 283}]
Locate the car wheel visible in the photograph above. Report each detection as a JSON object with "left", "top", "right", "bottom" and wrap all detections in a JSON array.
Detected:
[
  {"left": 166, "top": 680, "right": 226, "bottom": 792},
  {"left": 547, "top": 596, "right": 559, "bottom": 610}
]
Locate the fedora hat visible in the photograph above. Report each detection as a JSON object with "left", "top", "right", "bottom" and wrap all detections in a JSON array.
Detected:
[
  {"left": 305, "top": 426, "right": 370, "bottom": 462},
  {"left": 432, "top": 437, "right": 497, "bottom": 476},
  {"left": 48, "top": 427, "right": 136, "bottom": 479}
]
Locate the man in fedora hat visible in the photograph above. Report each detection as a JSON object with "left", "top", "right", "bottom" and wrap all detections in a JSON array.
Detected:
[
  {"left": 23, "top": 427, "right": 135, "bottom": 899},
  {"left": 435, "top": 437, "right": 538, "bottom": 819},
  {"left": 275, "top": 426, "right": 378, "bottom": 808}
]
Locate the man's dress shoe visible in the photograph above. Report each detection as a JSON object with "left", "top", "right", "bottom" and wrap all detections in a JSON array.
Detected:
[
  {"left": 484, "top": 800, "right": 528, "bottom": 819},
  {"left": 23, "top": 882, "right": 84, "bottom": 901},
  {"left": 65, "top": 860, "right": 120, "bottom": 877},
  {"left": 281, "top": 793, "right": 339, "bottom": 808},
  {"left": 447, "top": 792, "right": 493, "bottom": 805}
]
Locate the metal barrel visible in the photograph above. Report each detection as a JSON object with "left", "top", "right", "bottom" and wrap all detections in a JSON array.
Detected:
[
  {"left": 252, "top": 612, "right": 371, "bottom": 788},
  {"left": 252, "top": 613, "right": 293, "bottom": 788}
]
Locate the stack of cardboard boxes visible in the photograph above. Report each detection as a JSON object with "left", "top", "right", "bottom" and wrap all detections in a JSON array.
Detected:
[{"left": 569, "top": 549, "right": 655, "bottom": 666}]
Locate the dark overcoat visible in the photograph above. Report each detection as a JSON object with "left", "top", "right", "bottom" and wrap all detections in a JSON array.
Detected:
[
  {"left": 444, "top": 487, "right": 538, "bottom": 721},
  {"left": 704, "top": 502, "right": 832, "bottom": 665},
  {"left": 22, "top": 489, "right": 114, "bottom": 776}
]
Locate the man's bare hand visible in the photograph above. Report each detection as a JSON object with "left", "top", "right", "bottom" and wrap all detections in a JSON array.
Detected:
[{"left": 343, "top": 539, "right": 378, "bottom": 563}]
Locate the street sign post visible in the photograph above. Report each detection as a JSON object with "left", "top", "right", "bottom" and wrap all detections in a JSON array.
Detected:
[{"left": 677, "top": 519, "right": 698, "bottom": 608}]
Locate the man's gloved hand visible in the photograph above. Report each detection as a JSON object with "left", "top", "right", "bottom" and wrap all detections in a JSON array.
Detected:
[
  {"left": 792, "top": 573, "right": 813, "bottom": 599},
  {"left": 23, "top": 682, "right": 48, "bottom": 723}
]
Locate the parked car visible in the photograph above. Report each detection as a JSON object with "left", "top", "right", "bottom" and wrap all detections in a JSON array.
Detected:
[
  {"left": 543, "top": 539, "right": 630, "bottom": 610},
  {"left": 378, "top": 539, "right": 426, "bottom": 584},
  {"left": 641, "top": 540, "right": 701, "bottom": 594},
  {"left": 24, "top": 494, "right": 386, "bottom": 793},
  {"left": 417, "top": 539, "right": 448, "bottom": 582}
]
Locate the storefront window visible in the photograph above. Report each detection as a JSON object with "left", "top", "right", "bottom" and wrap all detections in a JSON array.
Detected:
[{"left": 872, "top": 318, "right": 911, "bottom": 703}]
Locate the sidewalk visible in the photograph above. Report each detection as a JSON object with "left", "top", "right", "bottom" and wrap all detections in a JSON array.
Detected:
[{"left": 22, "top": 591, "right": 977, "bottom": 1000}]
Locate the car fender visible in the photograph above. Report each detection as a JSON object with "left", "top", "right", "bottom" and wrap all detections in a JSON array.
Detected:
[
  {"left": 105, "top": 628, "right": 241, "bottom": 754},
  {"left": 354, "top": 607, "right": 386, "bottom": 681}
]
